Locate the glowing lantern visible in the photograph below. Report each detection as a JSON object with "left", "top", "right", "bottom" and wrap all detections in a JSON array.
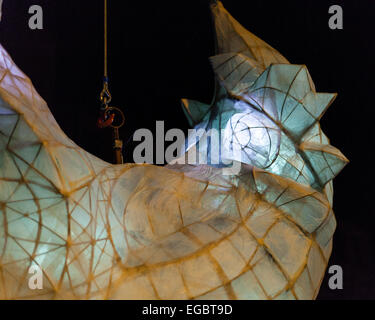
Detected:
[{"left": 0, "top": 1, "right": 347, "bottom": 299}]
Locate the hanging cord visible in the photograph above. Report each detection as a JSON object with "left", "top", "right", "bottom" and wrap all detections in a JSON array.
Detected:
[
  {"left": 97, "top": 0, "right": 125, "bottom": 164},
  {"left": 104, "top": 0, "right": 108, "bottom": 81},
  {"left": 99, "top": 0, "right": 112, "bottom": 108}
]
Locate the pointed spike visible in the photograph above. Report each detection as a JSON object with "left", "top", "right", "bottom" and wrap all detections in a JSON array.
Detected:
[
  {"left": 302, "top": 92, "right": 337, "bottom": 120},
  {"left": 300, "top": 142, "right": 349, "bottom": 185},
  {"left": 288, "top": 66, "right": 313, "bottom": 100},
  {"left": 210, "top": 1, "right": 289, "bottom": 69},
  {"left": 301, "top": 123, "right": 330, "bottom": 145},
  {"left": 181, "top": 99, "right": 212, "bottom": 127}
]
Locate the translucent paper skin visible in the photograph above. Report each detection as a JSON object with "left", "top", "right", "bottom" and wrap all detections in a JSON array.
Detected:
[{"left": 0, "top": 1, "right": 346, "bottom": 300}]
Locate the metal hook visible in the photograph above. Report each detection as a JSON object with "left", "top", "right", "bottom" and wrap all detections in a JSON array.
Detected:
[
  {"left": 97, "top": 106, "right": 125, "bottom": 129},
  {"left": 100, "top": 81, "right": 112, "bottom": 106}
]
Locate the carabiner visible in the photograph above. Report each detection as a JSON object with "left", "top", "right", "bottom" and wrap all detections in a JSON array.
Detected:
[{"left": 100, "top": 81, "right": 112, "bottom": 106}]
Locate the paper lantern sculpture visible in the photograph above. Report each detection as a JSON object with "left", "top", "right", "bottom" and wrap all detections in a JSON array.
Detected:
[{"left": 0, "top": 1, "right": 347, "bottom": 300}]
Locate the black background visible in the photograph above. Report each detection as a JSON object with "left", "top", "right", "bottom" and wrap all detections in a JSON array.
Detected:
[{"left": 0, "top": 0, "right": 374, "bottom": 300}]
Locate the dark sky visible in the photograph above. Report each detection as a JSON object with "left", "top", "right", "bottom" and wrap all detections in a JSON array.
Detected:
[{"left": 0, "top": 0, "right": 374, "bottom": 300}]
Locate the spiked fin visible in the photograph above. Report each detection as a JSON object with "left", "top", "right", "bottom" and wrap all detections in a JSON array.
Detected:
[
  {"left": 210, "top": 1, "right": 289, "bottom": 69},
  {"left": 248, "top": 64, "right": 337, "bottom": 139}
]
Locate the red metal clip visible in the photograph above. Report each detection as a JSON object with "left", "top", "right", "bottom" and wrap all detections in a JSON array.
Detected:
[{"left": 97, "top": 111, "right": 115, "bottom": 128}]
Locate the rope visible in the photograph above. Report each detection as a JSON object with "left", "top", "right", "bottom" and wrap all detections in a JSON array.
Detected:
[
  {"left": 104, "top": 0, "right": 108, "bottom": 80},
  {"left": 100, "top": 0, "right": 111, "bottom": 107},
  {"left": 97, "top": 0, "right": 125, "bottom": 165}
]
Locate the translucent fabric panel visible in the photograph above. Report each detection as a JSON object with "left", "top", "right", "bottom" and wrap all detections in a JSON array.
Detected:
[{"left": 0, "top": 1, "right": 347, "bottom": 300}]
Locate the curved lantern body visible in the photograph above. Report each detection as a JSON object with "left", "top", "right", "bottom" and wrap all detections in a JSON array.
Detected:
[{"left": 0, "top": 1, "right": 347, "bottom": 299}]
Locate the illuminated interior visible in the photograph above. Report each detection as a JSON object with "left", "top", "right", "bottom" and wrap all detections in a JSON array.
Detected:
[{"left": 0, "top": 1, "right": 347, "bottom": 299}]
